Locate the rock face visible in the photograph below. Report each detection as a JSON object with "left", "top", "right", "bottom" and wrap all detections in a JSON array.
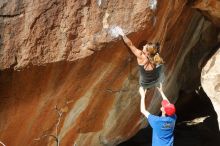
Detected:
[
  {"left": 192, "top": 0, "right": 220, "bottom": 26},
  {"left": 201, "top": 48, "right": 220, "bottom": 127},
  {"left": 0, "top": 0, "right": 162, "bottom": 69},
  {"left": 0, "top": 0, "right": 220, "bottom": 146}
]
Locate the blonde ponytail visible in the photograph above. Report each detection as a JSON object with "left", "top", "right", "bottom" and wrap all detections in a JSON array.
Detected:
[{"left": 153, "top": 53, "right": 164, "bottom": 65}]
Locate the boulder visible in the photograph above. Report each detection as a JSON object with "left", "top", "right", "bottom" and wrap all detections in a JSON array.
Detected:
[{"left": 201, "top": 48, "right": 220, "bottom": 128}]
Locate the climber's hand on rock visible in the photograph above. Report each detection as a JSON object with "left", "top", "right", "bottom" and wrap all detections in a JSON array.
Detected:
[
  {"left": 109, "top": 26, "right": 125, "bottom": 38},
  {"left": 115, "top": 26, "right": 125, "bottom": 36}
]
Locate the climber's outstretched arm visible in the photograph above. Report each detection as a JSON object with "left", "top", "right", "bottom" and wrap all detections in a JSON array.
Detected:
[
  {"left": 157, "top": 83, "right": 170, "bottom": 102},
  {"left": 121, "top": 35, "right": 142, "bottom": 57},
  {"left": 114, "top": 27, "right": 141, "bottom": 57},
  {"left": 139, "top": 87, "right": 150, "bottom": 118}
]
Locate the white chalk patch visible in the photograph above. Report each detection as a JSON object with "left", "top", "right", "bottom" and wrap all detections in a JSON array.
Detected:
[
  {"left": 109, "top": 26, "right": 124, "bottom": 38},
  {"left": 148, "top": 0, "right": 157, "bottom": 10},
  {"left": 109, "top": 26, "right": 119, "bottom": 38},
  {"left": 97, "top": 0, "right": 102, "bottom": 6}
]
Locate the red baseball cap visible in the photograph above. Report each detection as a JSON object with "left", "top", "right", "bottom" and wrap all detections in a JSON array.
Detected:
[{"left": 161, "top": 100, "right": 176, "bottom": 116}]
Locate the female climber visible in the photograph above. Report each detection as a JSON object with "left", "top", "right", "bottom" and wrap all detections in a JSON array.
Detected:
[{"left": 114, "top": 26, "right": 164, "bottom": 90}]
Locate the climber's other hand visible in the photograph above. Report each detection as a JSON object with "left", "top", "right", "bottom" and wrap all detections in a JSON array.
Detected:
[{"left": 139, "top": 86, "right": 146, "bottom": 97}]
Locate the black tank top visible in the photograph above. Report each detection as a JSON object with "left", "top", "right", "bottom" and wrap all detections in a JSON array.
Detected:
[{"left": 139, "top": 65, "right": 159, "bottom": 83}]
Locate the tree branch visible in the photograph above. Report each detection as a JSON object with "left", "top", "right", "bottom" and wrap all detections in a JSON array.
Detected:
[
  {"left": 34, "top": 105, "right": 63, "bottom": 146},
  {"left": 0, "top": 141, "right": 6, "bottom": 146}
]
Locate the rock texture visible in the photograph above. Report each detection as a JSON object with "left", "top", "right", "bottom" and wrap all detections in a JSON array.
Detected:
[
  {"left": 192, "top": 0, "right": 220, "bottom": 26},
  {"left": 201, "top": 48, "right": 220, "bottom": 127},
  {"left": 0, "top": 0, "right": 220, "bottom": 146},
  {"left": 0, "top": 0, "right": 161, "bottom": 69}
]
